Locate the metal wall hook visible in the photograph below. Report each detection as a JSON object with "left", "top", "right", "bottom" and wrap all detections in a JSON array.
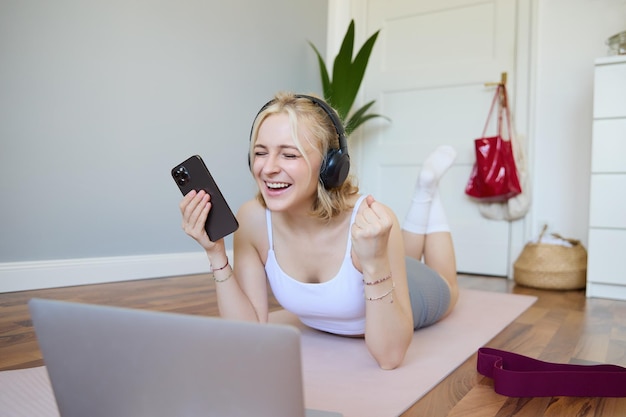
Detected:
[
  {"left": 485, "top": 72, "right": 508, "bottom": 108},
  {"left": 485, "top": 72, "right": 508, "bottom": 87}
]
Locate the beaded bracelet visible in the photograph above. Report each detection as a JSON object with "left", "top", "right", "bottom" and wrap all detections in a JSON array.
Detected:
[
  {"left": 363, "top": 272, "right": 392, "bottom": 286},
  {"left": 211, "top": 260, "right": 229, "bottom": 272},
  {"left": 211, "top": 259, "right": 232, "bottom": 283},
  {"left": 365, "top": 282, "right": 395, "bottom": 301}
]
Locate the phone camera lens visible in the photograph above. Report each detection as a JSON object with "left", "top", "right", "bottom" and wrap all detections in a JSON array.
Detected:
[{"left": 174, "top": 166, "right": 190, "bottom": 186}]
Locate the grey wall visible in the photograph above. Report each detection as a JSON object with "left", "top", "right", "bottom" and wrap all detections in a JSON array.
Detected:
[{"left": 0, "top": 0, "right": 327, "bottom": 262}]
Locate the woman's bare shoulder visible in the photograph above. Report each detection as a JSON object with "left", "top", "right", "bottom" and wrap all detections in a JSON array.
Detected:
[
  {"left": 237, "top": 198, "right": 264, "bottom": 218},
  {"left": 236, "top": 199, "right": 266, "bottom": 228},
  {"left": 236, "top": 199, "right": 267, "bottom": 239},
  {"left": 234, "top": 199, "right": 269, "bottom": 263}
]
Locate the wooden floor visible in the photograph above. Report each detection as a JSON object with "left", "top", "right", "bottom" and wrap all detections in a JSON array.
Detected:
[{"left": 1, "top": 274, "right": 625, "bottom": 416}]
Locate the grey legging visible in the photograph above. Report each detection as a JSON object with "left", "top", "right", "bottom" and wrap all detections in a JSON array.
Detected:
[{"left": 405, "top": 257, "right": 451, "bottom": 329}]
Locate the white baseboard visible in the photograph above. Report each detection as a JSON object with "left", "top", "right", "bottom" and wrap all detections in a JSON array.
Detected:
[
  {"left": 586, "top": 282, "right": 626, "bottom": 301},
  {"left": 0, "top": 251, "right": 231, "bottom": 293}
]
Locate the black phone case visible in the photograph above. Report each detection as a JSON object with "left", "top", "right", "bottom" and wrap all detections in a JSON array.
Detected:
[{"left": 171, "top": 155, "right": 239, "bottom": 241}]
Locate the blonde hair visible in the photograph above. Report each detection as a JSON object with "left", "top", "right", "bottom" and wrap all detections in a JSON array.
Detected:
[{"left": 249, "top": 92, "right": 358, "bottom": 221}]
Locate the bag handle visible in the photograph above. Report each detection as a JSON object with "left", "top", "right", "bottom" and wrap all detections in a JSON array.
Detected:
[
  {"left": 499, "top": 85, "right": 513, "bottom": 140},
  {"left": 477, "top": 347, "right": 626, "bottom": 397},
  {"left": 551, "top": 233, "right": 582, "bottom": 247},
  {"left": 481, "top": 84, "right": 513, "bottom": 141},
  {"left": 481, "top": 85, "right": 502, "bottom": 138},
  {"left": 537, "top": 224, "right": 582, "bottom": 247}
]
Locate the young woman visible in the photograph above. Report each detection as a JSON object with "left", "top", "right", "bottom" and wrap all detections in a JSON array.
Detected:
[{"left": 179, "top": 92, "right": 459, "bottom": 369}]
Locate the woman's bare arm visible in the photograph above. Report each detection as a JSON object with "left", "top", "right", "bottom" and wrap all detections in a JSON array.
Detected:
[
  {"left": 181, "top": 192, "right": 268, "bottom": 322},
  {"left": 352, "top": 196, "right": 414, "bottom": 369}
]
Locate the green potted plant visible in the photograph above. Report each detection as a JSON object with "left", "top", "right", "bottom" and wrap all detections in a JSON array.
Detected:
[{"left": 309, "top": 19, "right": 388, "bottom": 136}]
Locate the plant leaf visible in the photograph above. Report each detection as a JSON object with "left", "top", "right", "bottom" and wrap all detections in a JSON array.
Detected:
[
  {"left": 333, "top": 25, "right": 380, "bottom": 123},
  {"left": 346, "top": 30, "right": 379, "bottom": 100},
  {"left": 309, "top": 20, "right": 388, "bottom": 136},
  {"left": 308, "top": 41, "right": 332, "bottom": 100},
  {"left": 346, "top": 112, "right": 389, "bottom": 135},
  {"left": 339, "top": 31, "right": 379, "bottom": 123},
  {"left": 348, "top": 100, "right": 377, "bottom": 121},
  {"left": 345, "top": 100, "right": 390, "bottom": 134},
  {"left": 330, "top": 20, "right": 356, "bottom": 120}
]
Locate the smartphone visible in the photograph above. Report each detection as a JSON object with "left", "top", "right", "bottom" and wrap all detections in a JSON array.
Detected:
[{"left": 171, "top": 155, "right": 239, "bottom": 241}]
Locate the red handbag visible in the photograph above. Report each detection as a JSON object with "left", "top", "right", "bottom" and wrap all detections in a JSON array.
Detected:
[{"left": 465, "top": 85, "right": 522, "bottom": 202}]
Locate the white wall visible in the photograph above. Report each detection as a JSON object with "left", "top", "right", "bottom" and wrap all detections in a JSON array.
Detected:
[
  {"left": 0, "top": 0, "right": 328, "bottom": 292},
  {"left": 2, "top": 0, "right": 624, "bottom": 292},
  {"left": 531, "top": 0, "right": 626, "bottom": 244}
]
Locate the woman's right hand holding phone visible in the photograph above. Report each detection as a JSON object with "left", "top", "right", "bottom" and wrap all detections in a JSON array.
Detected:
[{"left": 180, "top": 190, "right": 223, "bottom": 254}]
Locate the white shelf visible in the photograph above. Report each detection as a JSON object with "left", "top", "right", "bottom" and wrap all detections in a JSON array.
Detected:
[
  {"left": 587, "top": 57, "right": 626, "bottom": 300},
  {"left": 595, "top": 54, "right": 626, "bottom": 65}
]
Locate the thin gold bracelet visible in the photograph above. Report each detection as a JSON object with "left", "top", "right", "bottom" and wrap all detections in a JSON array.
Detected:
[
  {"left": 213, "top": 269, "right": 232, "bottom": 283},
  {"left": 363, "top": 272, "right": 392, "bottom": 286},
  {"left": 365, "top": 282, "right": 395, "bottom": 301}
]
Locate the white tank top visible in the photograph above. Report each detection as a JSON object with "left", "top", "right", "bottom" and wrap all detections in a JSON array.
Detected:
[{"left": 264, "top": 195, "right": 367, "bottom": 335}]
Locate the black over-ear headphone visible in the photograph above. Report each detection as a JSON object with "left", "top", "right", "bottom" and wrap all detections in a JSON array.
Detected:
[{"left": 249, "top": 94, "right": 350, "bottom": 189}]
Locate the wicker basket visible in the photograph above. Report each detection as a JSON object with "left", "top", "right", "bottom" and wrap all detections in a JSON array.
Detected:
[{"left": 513, "top": 226, "right": 587, "bottom": 290}]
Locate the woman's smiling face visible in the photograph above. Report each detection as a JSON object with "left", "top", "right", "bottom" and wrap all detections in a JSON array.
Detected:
[{"left": 251, "top": 113, "right": 323, "bottom": 213}]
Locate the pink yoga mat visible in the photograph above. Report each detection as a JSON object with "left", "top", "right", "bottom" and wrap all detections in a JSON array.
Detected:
[
  {"left": 0, "top": 289, "right": 535, "bottom": 417},
  {"left": 268, "top": 288, "right": 536, "bottom": 417}
]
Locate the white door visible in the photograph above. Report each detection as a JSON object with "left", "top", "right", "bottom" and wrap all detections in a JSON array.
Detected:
[{"left": 354, "top": 0, "right": 519, "bottom": 276}]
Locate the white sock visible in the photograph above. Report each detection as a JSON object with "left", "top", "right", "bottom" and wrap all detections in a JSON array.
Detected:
[
  {"left": 403, "top": 145, "right": 456, "bottom": 234},
  {"left": 426, "top": 192, "right": 450, "bottom": 233},
  {"left": 418, "top": 145, "right": 457, "bottom": 195},
  {"left": 402, "top": 192, "right": 430, "bottom": 234}
]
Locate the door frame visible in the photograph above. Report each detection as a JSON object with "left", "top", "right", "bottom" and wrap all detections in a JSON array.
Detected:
[{"left": 326, "top": 0, "right": 538, "bottom": 277}]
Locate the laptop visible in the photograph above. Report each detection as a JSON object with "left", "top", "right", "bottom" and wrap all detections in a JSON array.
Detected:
[{"left": 29, "top": 298, "right": 342, "bottom": 417}]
